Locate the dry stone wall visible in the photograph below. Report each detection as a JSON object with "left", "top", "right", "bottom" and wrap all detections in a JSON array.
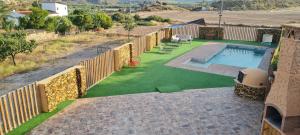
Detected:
[
  {"left": 114, "top": 43, "right": 131, "bottom": 71},
  {"left": 146, "top": 33, "right": 157, "bottom": 51},
  {"left": 38, "top": 66, "right": 87, "bottom": 112}
]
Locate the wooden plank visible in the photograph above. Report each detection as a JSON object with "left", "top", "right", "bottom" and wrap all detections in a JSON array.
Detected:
[
  {"left": 20, "top": 88, "right": 28, "bottom": 121},
  {"left": 0, "top": 125, "right": 4, "bottom": 135},
  {"left": 7, "top": 93, "right": 16, "bottom": 128},
  {"left": 96, "top": 56, "right": 100, "bottom": 82},
  {"left": 104, "top": 51, "right": 108, "bottom": 77},
  {"left": 16, "top": 90, "right": 25, "bottom": 124},
  {"left": 29, "top": 84, "right": 36, "bottom": 117},
  {"left": 100, "top": 53, "right": 105, "bottom": 79},
  {"left": 25, "top": 86, "right": 32, "bottom": 119},
  {"left": 0, "top": 96, "right": 8, "bottom": 133},
  {"left": 32, "top": 83, "right": 40, "bottom": 115},
  {"left": 2, "top": 96, "right": 12, "bottom": 131},
  {"left": 12, "top": 91, "right": 21, "bottom": 126}
]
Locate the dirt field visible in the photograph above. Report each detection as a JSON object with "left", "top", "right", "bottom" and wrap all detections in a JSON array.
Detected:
[
  {"left": 138, "top": 7, "right": 300, "bottom": 26},
  {"left": 0, "top": 32, "right": 126, "bottom": 95}
]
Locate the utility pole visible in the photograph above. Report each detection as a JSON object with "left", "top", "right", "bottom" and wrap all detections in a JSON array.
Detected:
[
  {"left": 218, "top": 0, "right": 223, "bottom": 40},
  {"left": 218, "top": 0, "right": 223, "bottom": 28}
]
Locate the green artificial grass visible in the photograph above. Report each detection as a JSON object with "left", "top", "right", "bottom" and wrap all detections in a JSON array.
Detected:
[
  {"left": 7, "top": 100, "right": 74, "bottom": 135},
  {"left": 85, "top": 39, "right": 260, "bottom": 97},
  {"left": 156, "top": 85, "right": 181, "bottom": 93}
]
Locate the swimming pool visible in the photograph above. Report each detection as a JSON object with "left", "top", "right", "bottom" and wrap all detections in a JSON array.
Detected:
[{"left": 187, "top": 46, "right": 266, "bottom": 68}]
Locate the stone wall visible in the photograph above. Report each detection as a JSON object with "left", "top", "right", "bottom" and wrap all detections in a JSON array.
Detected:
[
  {"left": 234, "top": 81, "right": 266, "bottom": 100},
  {"left": 38, "top": 66, "right": 87, "bottom": 112},
  {"left": 257, "top": 28, "right": 282, "bottom": 44},
  {"left": 199, "top": 26, "right": 224, "bottom": 40},
  {"left": 114, "top": 43, "right": 131, "bottom": 71}
]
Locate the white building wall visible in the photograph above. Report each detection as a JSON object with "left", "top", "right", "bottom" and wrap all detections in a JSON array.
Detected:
[{"left": 42, "top": 3, "right": 68, "bottom": 16}]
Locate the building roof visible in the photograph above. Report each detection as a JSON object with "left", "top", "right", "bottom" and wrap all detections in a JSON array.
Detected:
[
  {"left": 282, "top": 23, "right": 300, "bottom": 29},
  {"left": 15, "top": 11, "right": 32, "bottom": 15},
  {"left": 187, "top": 18, "right": 206, "bottom": 25}
]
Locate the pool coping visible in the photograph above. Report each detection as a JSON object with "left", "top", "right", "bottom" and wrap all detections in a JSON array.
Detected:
[{"left": 165, "top": 43, "right": 274, "bottom": 77}]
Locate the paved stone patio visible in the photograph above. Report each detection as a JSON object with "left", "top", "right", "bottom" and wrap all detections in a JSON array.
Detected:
[{"left": 29, "top": 87, "right": 264, "bottom": 135}]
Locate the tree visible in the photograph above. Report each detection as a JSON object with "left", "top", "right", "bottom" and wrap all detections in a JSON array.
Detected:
[
  {"left": 2, "top": 19, "right": 16, "bottom": 32},
  {"left": 112, "top": 12, "right": 125, "bottom": 22},
  {"left": 0, "top": 1, "right": 10, "bottom": 27},
  {"left": 45, "top": 17, "right": 59, "bottom": 32},
  {"left": 27, "top": 7, "right": 49, "bottom": 29},
  {"left": 0, "top": 31, "right": 37, "bottom": 66},
  {"left": 56, "top": 17, "right": 73, "bottom": 35},
  {"left": 122, "top": 15, "right": 136, "bottom": 41},
  {"left": 93, "top": 12, "right": 113, "bottom": 29},
  {"left": 70, "top": 10, "right": 93, "bottom": 32}
]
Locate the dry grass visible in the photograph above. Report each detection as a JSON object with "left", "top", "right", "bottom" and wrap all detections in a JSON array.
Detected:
[{"left": 0, "top": 32, "right": 125, "bottom": 79}]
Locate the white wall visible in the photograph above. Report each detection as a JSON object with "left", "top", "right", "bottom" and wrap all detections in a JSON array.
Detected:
[
  {"left": 7, "top": 11, "right": 26, "bottom": 26},
  {"left": 42, "top": 3, "right": 68, "bottom": 16}
]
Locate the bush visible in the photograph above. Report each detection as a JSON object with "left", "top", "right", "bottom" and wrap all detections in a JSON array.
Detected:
[
  {"left": 145, "top": 15, "right": 171, "bottom": 23},
  {"left": 26, "top": 7, "right": 49, "bottom": 29},
  {"left": 69, "top": 10, "right": 93, "bottom": 31},
  {"left": 45, "top": 17, "right": 59, "bottom": 32},
  {"left": 271, "top": 55, "right": 279, "bottom": 71},
  {"left": 137, "top": 21, "right": 157, "bottom": 26},
  {"left": 112, "top": 12, "right": 125, "bottom": 22},
  {"left": 93, "top": 12, "right": 113, "bottom": 29},
  {"left": 56, "top": 17, "right": 73, "bottom": 35},
  {"left": 133, "top": 14, "right": 141, "bottom": 21}
]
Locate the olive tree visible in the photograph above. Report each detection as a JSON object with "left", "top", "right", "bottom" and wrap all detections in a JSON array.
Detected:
[
  {"left": 0, "top": 31, "right": 37, "bottom": 66},
  {"left": 122, "top": 15, "right": 136, "bottom": 41}
]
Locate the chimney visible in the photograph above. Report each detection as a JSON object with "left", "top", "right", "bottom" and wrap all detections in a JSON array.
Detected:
[{"left": 261, "top": 23, "right": 300, "bottom": 135}]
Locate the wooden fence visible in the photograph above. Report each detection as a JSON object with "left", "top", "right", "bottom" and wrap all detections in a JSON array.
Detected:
[
  {"left": 132, "top": 36, "right": 147, "bottom": 57},
  {"left": 79, "top": 50, "right": 115, "bottom": 88},
  {"left": 0, "top": 83, "right": 40, "bottom": 134},
  {"left": 171, "top": 24, "right": 200, "bottom": 38},
  {"left": 223, "top": 25, "right": 258, "bottom": 41}
]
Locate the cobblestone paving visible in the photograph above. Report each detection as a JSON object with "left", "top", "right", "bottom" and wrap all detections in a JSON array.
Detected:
[{"left": 29, "top": 87, "right": 264, "bottom": 135}]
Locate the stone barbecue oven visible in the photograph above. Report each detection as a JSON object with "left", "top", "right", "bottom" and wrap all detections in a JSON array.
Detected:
[{"left": 234, "top": 68, "right": 268, "bottom": 100}]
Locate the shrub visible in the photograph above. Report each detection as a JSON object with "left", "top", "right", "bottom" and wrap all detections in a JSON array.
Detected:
[
  {"left": 133, "top": 14, "right": 141, "bottom": 21},
  {"left": 70, "top": 10, "right": 93, "bottom": 31},
  {"left": 112, "top": 12, "right": 125, "bottom": 22},
  {"left": 26, "top": 7, "right": 49, "bottom": 29},
  {"left": 56, "top": 17, "right": 73, "bottom": 35},
  {"left": 93, "top": 12, "right": 113, "bottom": 29},
  {"left": 137, "top": 21, "right": 157, "bottom": 26},
  {"left": 45, "top": 17, "right": 59, "bottom": 32},
  {"left": 145, "top": 15, "right": 171, "bottom": 23},
  {"left": 271, "top": 55, "right": 279, "bottom": 71}
]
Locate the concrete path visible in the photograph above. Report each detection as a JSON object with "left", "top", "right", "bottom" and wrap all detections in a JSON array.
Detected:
[{"left": 29, "top": 87, "right": 264, "bottom": 135}]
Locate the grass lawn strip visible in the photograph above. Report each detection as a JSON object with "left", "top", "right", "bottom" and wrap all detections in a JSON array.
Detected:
[{"left": 86, "top": 39, "right": 261, "bottom": 97}]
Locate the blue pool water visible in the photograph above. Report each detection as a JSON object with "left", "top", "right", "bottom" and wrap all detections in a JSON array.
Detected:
[{"left": 187, "top": 47, "right": 265, "bottom": 68}]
